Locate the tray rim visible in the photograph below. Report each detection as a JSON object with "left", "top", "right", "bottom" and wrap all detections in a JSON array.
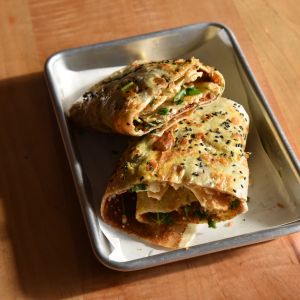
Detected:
[{"left": 44, "top": 22, "right": 300, "bottom": 271}]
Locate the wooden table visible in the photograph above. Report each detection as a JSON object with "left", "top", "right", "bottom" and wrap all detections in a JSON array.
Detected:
[{"left": 1, "top": 0, "right": 299, "bottom": 299}]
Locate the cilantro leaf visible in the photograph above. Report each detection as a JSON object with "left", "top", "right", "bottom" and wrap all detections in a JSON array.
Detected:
[
  {"left": 230, "top": 199, "right": 240, "bottom": 210},
  {"left": 208, "top": 218, "right": 217, "bottom": 229}
]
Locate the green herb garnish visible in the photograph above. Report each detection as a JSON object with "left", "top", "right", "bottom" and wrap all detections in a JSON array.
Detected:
[
  {"left": 230, "top": 199, "right": 240, "bottom": 210},
  {"left": 174, "top": 89, "right": 187, "bottom": 105},
  {"left": 146, "top": 121, "right": 159, "bottom": 127},
  {"left": 184, "top": 206, "right": 191, "bottom": 217},
  {"left": 134, "top": 118, "right": 143, "bottom": 124},
  {"left": 121, "top": 81, "right": 134, "bottom": 92},
  {"left": 194, "top": 210, "right": 207, "bottom": 220},
  {"left": 158, "top": 107, "right": 169, "bottom": 115},
  {"left": 208, "top": 218, "right": 217, "bottom": 229},
  {"left": 129, "top": 183, "right": 147, "bottom": 193},
  {"left": 174, "top": 87, "right": 203, "bottom": 104},
  {"left": 186, "top": 87, "right": 202, "bottom": 95},
  {"left": 148, "top": 212, "right": 172, "bottom": 225}
]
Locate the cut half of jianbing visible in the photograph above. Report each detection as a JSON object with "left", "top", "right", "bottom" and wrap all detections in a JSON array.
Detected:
[
  {"left": 101, "top": 98, "right": 250, "bottom": 248},
  {"left": 69, "top": 57, "right": 225, "bottom": 136}
]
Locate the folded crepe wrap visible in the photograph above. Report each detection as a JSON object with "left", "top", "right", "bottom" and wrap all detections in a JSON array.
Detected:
[
  {"left": 69, "top": 58, "right": 225, "bottom": 136},
  {"left": 101, "top": 98, "right": 250, "bottom": 248}
]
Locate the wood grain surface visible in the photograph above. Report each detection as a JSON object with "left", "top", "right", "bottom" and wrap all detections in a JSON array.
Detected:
[{"left": 0, "top": 0, "right": 299, "bottom": 299}]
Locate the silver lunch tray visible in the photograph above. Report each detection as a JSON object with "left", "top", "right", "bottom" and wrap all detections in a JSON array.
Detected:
[{"left": 45, "top": 22, "right": 300, "bottom": 271}]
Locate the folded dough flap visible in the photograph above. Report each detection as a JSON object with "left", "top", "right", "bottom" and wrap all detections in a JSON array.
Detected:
[
  {"left": 69, "top": 57, "right": 225, "bottom": 136},
  {"left": 101, "top": 191, "right": 196, "bottom": 249},
  {"left": 101, "top": 97, "right": 249, "bottom": 248},
  {"left": 136, "top": 184, "right": 248, "bottom": 225}
]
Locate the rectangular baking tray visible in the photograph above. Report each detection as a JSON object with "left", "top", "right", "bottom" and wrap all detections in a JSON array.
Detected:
[{"left": 45, "top": 22, "right": 300, "bottom": 271}]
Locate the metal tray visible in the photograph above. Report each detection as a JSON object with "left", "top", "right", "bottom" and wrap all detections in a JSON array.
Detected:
[{"left": 45, "top": 22, "right": 300, "bottom": 271}]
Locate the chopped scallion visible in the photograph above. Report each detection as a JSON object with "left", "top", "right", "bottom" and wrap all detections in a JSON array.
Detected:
[
  {"left": 230, "top": 199, "right": 240, "bottom": 210},
  {"left": 184, "top": 206, "right": 190, "bottom": 217},
  {"left": 148, "top": 212, "right": 172, "bottom": 225},
  {"left": 174, "top": 89, "right": 187, "bottom": 105},
  {"left": 121, "top": 81, "right": 134, "bottom": 92},
  {"left": 158, "top": 107, "right": 169, "bottom": 115},
  {"left": 208, "top": 218, "right": 217, "bottom": 229},
  {"left": 129, "top": 183, "right": 147, "bottom": 193},
  {"left": 194, "top": 210, "right": 207, "bottom": 220},
  {"left": 186, "top": 87, "right": 202, "bottom": 95}
]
